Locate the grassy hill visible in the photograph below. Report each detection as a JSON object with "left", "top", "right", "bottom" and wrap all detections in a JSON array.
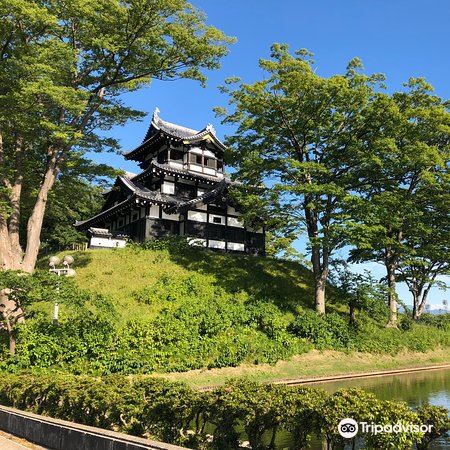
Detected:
[
  {"left": 63, "top": 245, "right": 317, "bottom": 322},
  {"left": 3, "top": 243, "right": 445, "bottom": 376}
]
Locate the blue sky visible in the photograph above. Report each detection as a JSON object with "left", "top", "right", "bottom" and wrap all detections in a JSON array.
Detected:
[{"left": 88, "top": 0, "right": 450, "bottom": 307}]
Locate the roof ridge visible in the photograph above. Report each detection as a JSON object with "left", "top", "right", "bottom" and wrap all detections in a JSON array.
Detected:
[{"left": 152, "top": 107, "right": 200, "bottom": 137}]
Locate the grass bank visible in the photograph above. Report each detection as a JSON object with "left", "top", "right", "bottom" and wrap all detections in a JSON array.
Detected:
[
  {"left": 15, "top": 245, "right": 445, "bottom": 375},
  {"left": 153, "top": 348, "right": 450, "bottom": 388}
]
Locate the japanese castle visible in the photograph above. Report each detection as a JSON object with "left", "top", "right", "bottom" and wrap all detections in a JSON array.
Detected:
[{"left": 75, "top": 108, "right": 265, "bottom": 254}]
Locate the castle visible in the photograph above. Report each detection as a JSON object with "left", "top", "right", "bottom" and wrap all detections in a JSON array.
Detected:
[{"left": 75, "top": 109, "right": 265, "bottom": 254}]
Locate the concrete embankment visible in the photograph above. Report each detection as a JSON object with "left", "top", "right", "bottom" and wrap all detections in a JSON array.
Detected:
[{"left": 0, "top": 405, "right": 190, "bottom": 450}]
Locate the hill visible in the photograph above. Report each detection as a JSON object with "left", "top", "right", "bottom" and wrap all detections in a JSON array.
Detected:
[
  {"left": 65, "top": 245, "right": 317, "bottom": 322},
  {"left": 1, "top": 243, "right": 447, "bottom": 375}
]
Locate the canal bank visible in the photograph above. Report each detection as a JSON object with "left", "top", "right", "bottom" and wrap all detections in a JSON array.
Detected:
[{"left": 154, "top": 348, "right": 450, "bottom": 389}]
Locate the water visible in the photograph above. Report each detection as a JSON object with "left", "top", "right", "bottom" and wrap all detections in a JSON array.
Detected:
[{"left": 278, "top": 368, "right": 450, "bottom": 449}]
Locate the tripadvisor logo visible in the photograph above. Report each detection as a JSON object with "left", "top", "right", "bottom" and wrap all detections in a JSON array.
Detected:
[
  {"left": 338, "top": 418, "right": 433, "bottom": 438},
  {"left": 338, "top": 418, "right": 358, "bottom": 438}
]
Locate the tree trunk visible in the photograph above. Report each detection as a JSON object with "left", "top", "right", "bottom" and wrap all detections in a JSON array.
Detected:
[
  {"left": 412, "top": 289, "right": 419, "bottom": 320},
  {"left": 411, "top": 277, "right": 435, "bottom": 320},
  {"left": 0, "top": 218, "right": 14, "bottom": 270},
  {"left": 4, "top": 318, "right": 15, "bottom": 356},
  {"left": 8, "top": 136, "right": 25, "bottom": 267},
  {"left": 349, "top": 300, "right": 356, "bottom": 325},
  {"left": 315, "top": 273, "right": 327, "bottom": 314},
  {"left": 311, "top": 245, "right": 327, "bottom": 314},
  {"left": 21, "top": 159, "right": 58, "bottom": 273},
  {"left": 386, "top": 260, "right": 398, "bottom": 327},
  {"left": 415, "top": 288, "right": 432, "bottom": 319},
  {"left": 9, "top": 331, "right": 16, "bottom": 356},
  {"left": 416, "top": 300, "right": 427, "bottom": 319}
]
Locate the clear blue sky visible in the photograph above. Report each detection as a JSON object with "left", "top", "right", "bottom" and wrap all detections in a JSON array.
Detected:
[{"left": 89, "top": 0, "right": 450, "bottom": 308}]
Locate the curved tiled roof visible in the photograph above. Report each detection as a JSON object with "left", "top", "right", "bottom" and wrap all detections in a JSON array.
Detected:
[
  {"left": 74, "top": 177, "right": 182, "bottom": 230},
  {"left": 134, "top": 161, "right": 232, "bottom": 185},
  {"left": 117, "top": 176, "right": 182, "bottom": 204},
  {"left": 124, "top": 108, "right": 225, "bottom": 160},
  {"left": 148, "top": 107, "right": 201, "bottom": 140}
]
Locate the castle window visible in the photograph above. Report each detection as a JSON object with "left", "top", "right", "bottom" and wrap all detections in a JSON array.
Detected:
[
  {"left": 157, "top": 150, "right": 168, "bottom": 163},
  {"left": 206, "top": 158, "right": 217, "bottom": 169},
  {"left": 188, "top": 210, "right": 207, "bottom": 222},
  {"left": 209, "top": 214, "right": 225, "bottom": 225}
]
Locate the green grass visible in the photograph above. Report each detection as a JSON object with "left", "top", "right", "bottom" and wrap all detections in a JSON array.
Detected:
[
  {"left": 31, "top": 246, "right": 448, "bottom": 377},
  {"left": 49, "top": 246, "right": 318, "bottom": 322},
  {"left": 153, "top": 348, "right": 450, "bottom": 388}
]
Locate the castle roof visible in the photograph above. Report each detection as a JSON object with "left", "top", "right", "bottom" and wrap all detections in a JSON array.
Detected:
[
  {"left": 74, "top": 176, "right": 182, "bottom": 231},
  {"left": 132, "top": 161, "right": 232, "bottom": 185},
  {"left": 124, "top": 108, "right": 226, "bottom": 161}
]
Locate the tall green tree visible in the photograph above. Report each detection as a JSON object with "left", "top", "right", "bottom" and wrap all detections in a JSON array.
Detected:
[
  {"left": 0, "top": 0, "right": 233, "bottom": 272},
  {"left": 349, "top": 79, "right": 450, "bottom": 325},
  {"left": 397, "top": 180, "right": 449, "bottom": 319},
  {"left": 217, "top": 44, "right": 385, "bottom": 313}
]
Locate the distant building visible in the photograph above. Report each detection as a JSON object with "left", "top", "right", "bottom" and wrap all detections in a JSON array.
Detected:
[{"left": 75, "top": 108, "right": 265, "bottom": 254}]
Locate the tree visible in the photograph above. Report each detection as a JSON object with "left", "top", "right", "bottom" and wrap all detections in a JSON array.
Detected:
[
  {"left": 330, "top": 262, "right": 388, "bottom": 325},
  {"left": 348, "top": 79, "right": 450, "bottom": 326},
  {"left": 36, "top": 158, "right": 116, "bottom": 251},
  {"left": 0, "top": 0, "right": 233, "bottom": 272},
  {"left": 0, "top": 286, "right": 24, "bottom": 355},
  {"left": 217, "top": 44, "right": 385, "bottom": 313},
  {"left": 397, "top": 180, "right": 449, "bottom": 319},
  {"left": 39, "top": 178, "right": 104, "bottom": 251}
]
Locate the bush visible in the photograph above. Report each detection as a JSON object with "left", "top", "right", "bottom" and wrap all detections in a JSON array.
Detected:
[
  {"left": 352, "top": 321, "right": 450, "bottom": 354},
  {"left": 289, "top": 310, "right": 355, "bottom": 349},
  {"left": 416, "top": 402, "right": 450, "bottom": 450},
  {"left": 1, "top": 266, "right": 448, "bottom": 375},
  {"left": 418, "top": 313, "right": 450, "bottom": 330},
  {"left": 135, "top": 235, "right": 195, "bottom": 252},
  {"left": 0, "top": 374, "right": 440, "bottom": 450}
]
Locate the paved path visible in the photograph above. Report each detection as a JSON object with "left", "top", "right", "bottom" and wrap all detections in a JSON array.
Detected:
[{"left": 0, "top": 432, "right": 48, "bottom": 449}]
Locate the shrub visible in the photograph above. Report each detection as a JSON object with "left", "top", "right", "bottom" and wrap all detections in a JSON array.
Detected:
[
  {"left": 418, "top": 313, "right": 450, "bottom": 330},
  {"left": 415, "top": 402, "right": 450, "bottom": 450},
  {"left": 0, "top": 374, "right": 439, "bottom": 450},
  {"left": 365, "top": 400, "right": 423, "bottom": 450},
  {"left": 289, "top": 310, "right": 354, "bottom": 349},
  {"left": 136, "top": 235, "right": 195, "bottom": 252}
]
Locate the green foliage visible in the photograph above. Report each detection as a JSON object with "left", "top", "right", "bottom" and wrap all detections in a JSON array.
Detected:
[
  {"left": 366, "top": 400, "right": 424, "bottom": 450},
  {"left": 1, "top": 247, "right": 448, "bottom": 374},
  {"left": 351, "top": 320, "right": 450, "bottom": 354},
  {"left": 289, "top": 310, "right": 354, "bottom": 350},
  {"left": 0, "top": 0, "right": 233, "bottom": 271},
  {"left": 39, "top": 174, "right": 110, "bottom": 251},
  {"left": 0, "top": 375, "right": 442, "bottom": 450},
  {"left": 217, "top": 44, "right": 391, "bottom": 313},
  {"left": 415, "top": 402, "right": 450, "bottom": 450},
  {"left": 321, "top": 388, "right": 378, "bottom": 449},
  {"left": 0, "top": 262, "right": 313, "bottom": 373},
  {"left": 136, "top": 235, "right": 195, "bottom": 252},
  {"left": 418, "top": 313, "right": 450, "bottom": 330},
  {"left": 283, "top": 386, "right": 328, "bottom": 449},
  {"left": 330, "top": 262, "right": 390, "bottom": 323}
]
